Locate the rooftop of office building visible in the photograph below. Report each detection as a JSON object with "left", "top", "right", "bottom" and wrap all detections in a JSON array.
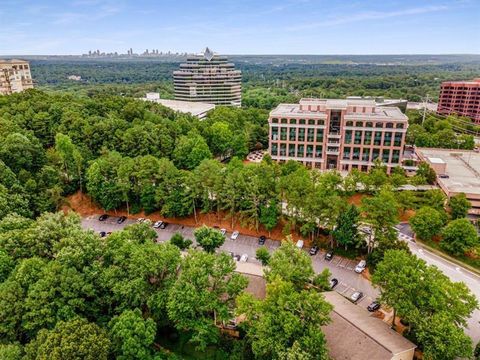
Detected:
[{"left": 270, "top": 98, "right": 407, "bottom": 121}]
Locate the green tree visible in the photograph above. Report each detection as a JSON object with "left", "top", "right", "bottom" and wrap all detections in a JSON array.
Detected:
[
  {"left": 332, "top": 204, "right": 362, "bottom": 250},
  {"left": 417, "top": 162, "right": 436, "bottom": 184},
  {"left": 441, "top": 218, "right": 479, "bottom": 256},
  {"left": 265, "top": 240, "right": 314, "bottom": 290},
  {"left": 24, "top": 318, "right": 110, "bottom": 360},
  {"left": 167, "top": 251, "right": 248, "bottom": 350},
  {"left": 170, "top": 232, "right": 192, "bottom": 250},
  {"left": 361, "top": 188, "right": 399, "bottom": 253},
  {"left": 409, "top": 206, "right": 444, "bottom": 241},
  {"left": 173, "top": 132, "right": 212, "bottom": 170},
  {"left": 109, "top": 308, "right": 156, "bottom": 360},
  {"left": 259, "top": 199, "right": 280, "bottom": 235},
  {"left": 0, "top": 344, "right": 23, "bottom": 360},
  {"left": 447, "top": 193, "right": 471, "bottom": 220},
  {"left": 255, "top": 247, "right": 271, "bottom": 266},
  {"left": 54, "top": 133, "right": 84, "bottom": 193},
  {"left": 193, "top": 225, "right": 225, "bottom": 253},
  {"left": 237, "top": 278, "right": 331, "bottom": 360}
]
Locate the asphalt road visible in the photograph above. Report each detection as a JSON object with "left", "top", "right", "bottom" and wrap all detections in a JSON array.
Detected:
[
  {"left": 396, "top": 223, "right": 480, "bottom": 343},
  {"left": 82, "top": 215, "right": 379, "bottom": 312}
]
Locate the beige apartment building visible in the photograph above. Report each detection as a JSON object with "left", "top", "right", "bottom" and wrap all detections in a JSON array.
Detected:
[
  {"left": 0, "top": 59, "right": 34, "bottom": 95},
  {"left": 268, "top": 98, "right": 408, "bottom": 173}
]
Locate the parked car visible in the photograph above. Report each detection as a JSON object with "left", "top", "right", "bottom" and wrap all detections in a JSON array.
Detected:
[
  {"left": 117, "top": 216, "right": 127, "bottom": 224},
  {"left": 439, "top": 174, "right": 450, "bottom": 179},
  {"left": 351, "top": 291, "right": 363, "bottom": 303},
  {"left": 160, "top": 222, "right": 168, "bottom": 229},
  {"left": 296, "top": 240, "right": 304, "bottom": 249},
  {"left": 220, "top": 228, "right": 227, "bottom": 236},
  {"left": 309, "top": 246, "right": 319, "bottom": 255},
  {"left": 153, "top": 221, "right": 163, "bottom": 228},
  {"left": 231, "top": 231, "right": 239, "bottom": 240},
  {"left": 330, "top": 278, "right": 339, "bottom": 289},
  {"left": 143, "top": 218, "right": 152, "bottom": 225},
  {"left": 367, "top": 301, "right": 381, "bottom": 312},
  {"left": 240, "top": 254, "right": 248, "bottom": 262},
  {"left": 324, "top": 250, "right": 334, "bottom": 261},
  {"left": 258, "top": 235, "right": 266, "bottom": 245},
  {"left": 233, "top": 254, "right": 241, "bottom": 262},
  {"left": 355, "top": 260, "right": 367, "bottom": 273},
  {"left": 99, "top": 231, "right": 106, "bottom": 237},
  {"left": 99, "top": 214, "right": 109, "bottom": 221},
  {"left": 136, "top": 218, "right": 145, "bottom": 223}
]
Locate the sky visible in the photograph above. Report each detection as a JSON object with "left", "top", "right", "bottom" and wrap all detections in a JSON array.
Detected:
[{"left": 1, "top": 0, "right": 479, "bottom": 55}]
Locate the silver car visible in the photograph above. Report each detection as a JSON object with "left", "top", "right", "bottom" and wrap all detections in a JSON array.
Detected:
[
  {"left": 351, "top": 291, "right": 363, "bottom": 303},
  {"left": 231, "top": 231, "right": 239, "bottom": 240}
]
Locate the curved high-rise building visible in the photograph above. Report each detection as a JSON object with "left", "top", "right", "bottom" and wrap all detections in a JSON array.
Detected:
[{"left": 173, "top": 48, "right": 241, "bottom": 107}]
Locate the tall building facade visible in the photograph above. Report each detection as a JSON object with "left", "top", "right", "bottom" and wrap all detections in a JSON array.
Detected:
[
  {"left": 437, "top": 79, "right": 480, "bottom": 123},
  {"left": 0, "top": 59, "right": 34, "bottom": 95},
  {"left": 268, "top": 98, "right": 408, "bottom": 173},
  {"left": 173, "top": 48, "right": 241, "bottom": 107}
]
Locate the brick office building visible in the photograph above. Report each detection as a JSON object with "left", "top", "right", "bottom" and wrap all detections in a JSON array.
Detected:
[
  {"left": 437, "top": 79, "right": 480, "bottom": 123},
  {"left": 268, "top": 98, "right": 408, "bottom": 173}
]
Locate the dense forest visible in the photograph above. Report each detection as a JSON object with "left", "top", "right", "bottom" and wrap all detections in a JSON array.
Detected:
[{"left": 30, "top": 57, "right": 480, "bottom": 105}]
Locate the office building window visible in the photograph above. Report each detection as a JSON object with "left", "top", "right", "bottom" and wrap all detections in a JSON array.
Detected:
[
  {"left": 343, "top": 147, "right": 351, "bottom": 160},
  {"left": 353, "top": 147, "right": 360, "bottom": 160},
  {"left": 372, "top": 148, "right": 380, "bottom": 161},
  {"left": 316, "top": 129, "right": 324, "bottom": 142},
  {"left": 362, "top": 149, "right": 370, "bottom": 162},
  {"left": 280, "top": 127, "right": 287, "bottom": 140},
  {"left": 345, "top": 130, "right": 352, "bottom": 144},
  {"left": 315, "top": 145, "right": 323, "bottom": 158},
  {"left": 280, "top": 143, "right": 286, "bottom": 156},
  {"left": 382, "top": 149, "right": 390, "bottom": 163},
  {"left": 364, "top": 131, "right": 372, "bottom": 145},
  {"left": 308, "top": 119, "right": 315, "bottom": 125},
  {"left": 271, "top": 143, "right": 278, "bottom": 156},
  {"left": 374, "top": 131, "right": 382, "bottom": 145},
  {"left": 394, "top": 133, "right": 402, "bottom": 146},
  {"left": 290, "top": 119, "right": 297, "bottom": 124},
  {"left": 289, "top": 144, "right": 295, "bottom": 157},
  {"left": 384, "top": 132, "right": 392, "bottom": 146},
  {"left": 354, "top": 131, "right": 362, "bottom": 144},
  {"left": 306, "top": 145, "right": 314, "bottom": 158},
  {"left": 297, "top": 144, "right": 305, "bottom": 157},
  {"left": 298, "top": 128, "right": 305, "bottom": 141},
  {"left": 289, "top": 128, "right": 296, "bottom": 141},
  {"left": 307, "top": 128, "right": 315, "bottom": 142},
  {"left": 271, "top": 127, "right": 278, "bottom": 140},
  {"left": 392, "top": 150, "right": 400, "bottom": 163},
  {"left": 281, "top": 118, "right": 288, "bottom": 124}
]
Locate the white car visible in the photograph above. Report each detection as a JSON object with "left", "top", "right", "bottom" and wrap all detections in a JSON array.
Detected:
[
  {"left": 153, "top": 220, "right": 163, "bottom": 228},
  {"left": 296, "top": 240, "right": 304, "bottom": 249},
  {"left": 220, "top": 228, "right": 227, "bottom": 236},
  {"left": 143, "top": 218, "right": 152, "bottom": 225},
  {"left": 231, "top": 231, "right": 239, "bottom": 240},
  {"left": 240, "top": 254, "right": 248, "bottom": 262},
  {"left": 355, "top": 260, "right": 367, "bottom": 273}
]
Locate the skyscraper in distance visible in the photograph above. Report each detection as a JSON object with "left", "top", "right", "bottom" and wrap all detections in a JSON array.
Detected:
[{"left": 173, "top": 47, "right": 242, "bottom": 107}]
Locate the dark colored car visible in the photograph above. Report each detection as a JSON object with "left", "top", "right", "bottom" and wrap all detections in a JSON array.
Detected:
[
  {"left": 160, "top": 222, "right": 168, "bottom": 229},
  {"left": 309, "top": 246, "right": 319, "bottom": 255},
  {"left": 258, "top": 236, "right": 266, "bottom": 245},
  {"left": 233, "top": 254, "right": 241, "bottom": 262},
  {"left": 324, "top": 250, "right": 334, "bottom": 261},
  {"left": 367, "top": 301, "right": 381, "bottom": 312},
  {"left": 117, "top": 216, "right": 127, "bottom": 224},
  {"left": 330, "top": 278, "right": 339, "bottom": 289},
  {"left": 99, "top": 231, "right": 106, "bottom": 237},
  {"left": 99, "top": 214, "right": 109, "bottom": 221}
]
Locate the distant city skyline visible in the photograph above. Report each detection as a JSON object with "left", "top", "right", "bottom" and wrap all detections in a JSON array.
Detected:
[{"left": 1, "top": 0, "right": 479, "bottom": 55}]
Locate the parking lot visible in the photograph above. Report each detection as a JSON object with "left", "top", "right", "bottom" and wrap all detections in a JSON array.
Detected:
[{"left": 82, "top": 214, "right": 380, "bottom": 311}]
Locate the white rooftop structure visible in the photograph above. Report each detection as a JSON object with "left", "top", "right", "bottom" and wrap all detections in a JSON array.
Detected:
[
  {"left": 416, "top": 148, "right": 480, "bottom": 214},
  {"left": 142, "top": 94, "right": 215, "bottom": 119}
]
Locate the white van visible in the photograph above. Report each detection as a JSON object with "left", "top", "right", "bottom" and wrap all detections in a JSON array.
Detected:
[{"left": 296, "top": 240, "right": 304, "bottom": 249}]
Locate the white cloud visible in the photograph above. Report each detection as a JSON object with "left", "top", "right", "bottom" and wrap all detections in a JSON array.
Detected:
[{"left": 287, "top": 5, "right": 449, "bottom": 31}]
